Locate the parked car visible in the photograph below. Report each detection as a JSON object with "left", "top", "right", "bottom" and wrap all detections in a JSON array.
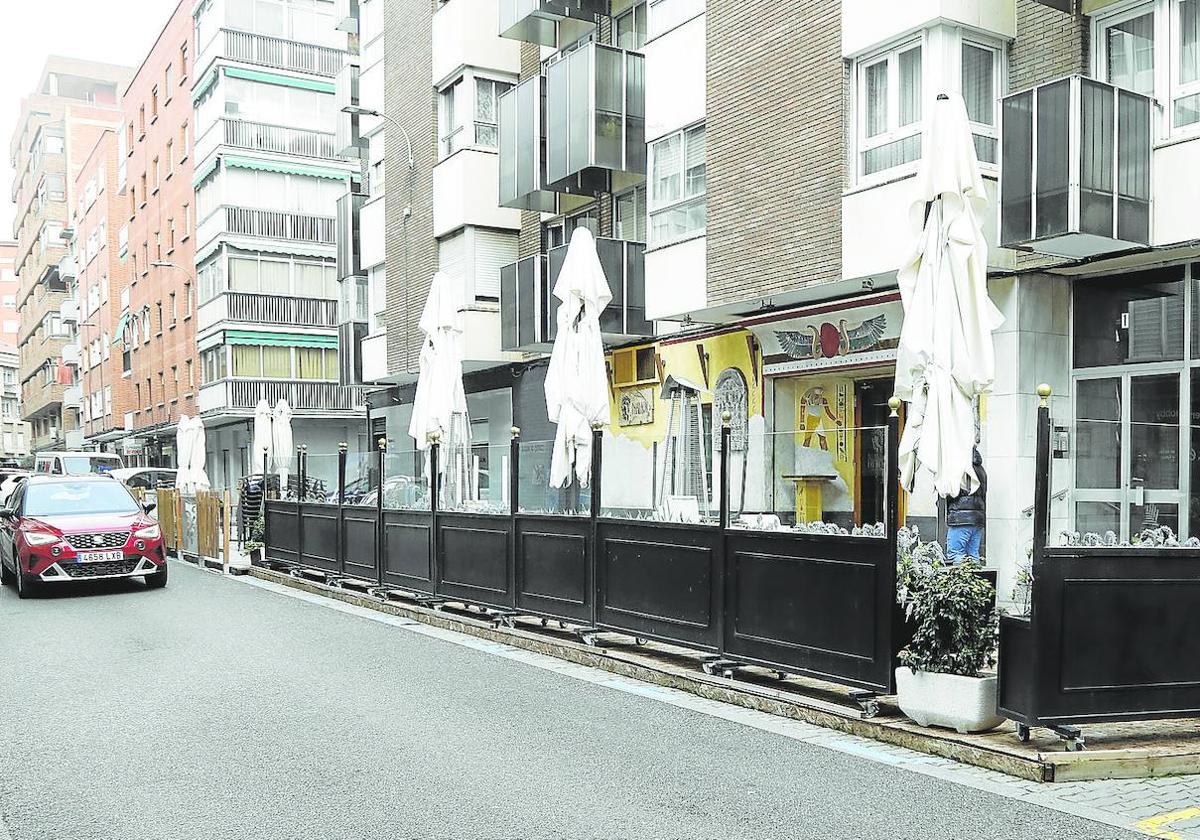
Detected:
[
  {"left": 33, "top": 451, "right": 124, "bottom": 476},
  {"left": 109, "top": 467, "right": 178, "bottom": 491},
  {"left": 0, "top": 475, "right": 166, "bottom": 598}
]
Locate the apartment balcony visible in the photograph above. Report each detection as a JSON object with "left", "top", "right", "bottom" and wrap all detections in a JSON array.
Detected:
[
  {"left": 59, "top": 298, "right": 78, "bottom": 323},
  {"left": 209, "top": 28, "right": 343, "bottom": 77},
  {"left": 198, "top": 378, "right": 366, "bottom": 414},
  {"left": 197, "top": 291, "right": 339, "bottom": 332},
  {"left": 433, "top": 149, "right": 521, "bottom": 238},
  {"left": 501, "top": 237, "right": 649, "bottom": 351},
  {"left": 498, "top": 0, "right": 605, "bottom": 47},
  {"left": 361, "top": 331, "right": 388, "bottom": 383},
  {"left": 1001, "top": 76, "right": 1152, "bottom": 259},
  {"left": 62, "top": 385, "right": 81, "bottom": 408},
  {"left": 57, "top": 254, "right": 77, "bottom": 283},
  {"left": 497, "top": 76, "right": 607, "bottom": 213},
  {"left": 21, "top": 383, "right": 65, "bottom": 423},
  {"left": 197, "top": 205, "right": 336, "bottom": 249},
  {"left": 200, "top": 117, "right": 339, "bottom": 162},
  {"left": 61, "top": 342, "right": 80, "bottom": 367}
]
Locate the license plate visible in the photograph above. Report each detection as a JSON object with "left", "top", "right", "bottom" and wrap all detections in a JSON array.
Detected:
[{"left": 76, "top": 550, "right": 124, "bottom": 564}]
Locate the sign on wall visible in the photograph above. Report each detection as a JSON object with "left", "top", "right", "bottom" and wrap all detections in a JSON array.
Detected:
[
  {"left": 712, "top": 368, "right": 749, "bottom": 452},
  {"left": 751, "top": 297, "right": 903, "bottom": 376},
  {"left": 617, "top": 387, "right": 655, "bottom": 427}
]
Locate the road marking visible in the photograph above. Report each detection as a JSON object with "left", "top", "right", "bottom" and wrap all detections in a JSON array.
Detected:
[
  {"left": 224, "top": 567, "right": 1149, "bottom": 837},
  {"left": 1138, "top": 808, "right": 1200, "bottom": 839}
]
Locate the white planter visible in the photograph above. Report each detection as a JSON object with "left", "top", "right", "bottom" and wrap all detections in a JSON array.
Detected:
[{"left": 895, "top": 667, "right": 1004, "bottom": 734}]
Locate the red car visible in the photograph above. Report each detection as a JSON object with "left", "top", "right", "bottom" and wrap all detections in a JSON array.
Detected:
[{"left": 0, "top": 475, "right": 167, "bottom": 598}]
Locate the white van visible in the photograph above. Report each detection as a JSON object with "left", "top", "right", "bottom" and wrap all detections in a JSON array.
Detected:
[{"left": 33, "top": 451, "right": 124, "bottom": 476}]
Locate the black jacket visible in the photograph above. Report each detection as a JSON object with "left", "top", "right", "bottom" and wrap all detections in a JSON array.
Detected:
[{"left": 946, "top": 453, "right": 986, "bottom": 527}]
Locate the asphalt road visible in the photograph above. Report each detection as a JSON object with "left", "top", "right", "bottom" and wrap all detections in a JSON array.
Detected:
[{"left": 0, "top": 562, "right": 1136, "bottom": 840}]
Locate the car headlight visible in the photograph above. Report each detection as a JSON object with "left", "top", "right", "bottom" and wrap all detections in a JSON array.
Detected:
[
  {"left": 23, "top": 531, "right": 59, "bottom": 546},
  {"left": 133, "top": 523, "right": 161, "bottom": 540}
]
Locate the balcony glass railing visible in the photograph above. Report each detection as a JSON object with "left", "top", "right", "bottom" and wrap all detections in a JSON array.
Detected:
[
  {"left": 498, "top": 0, "right": 607, "bottom": 47},
  {"left": 1000, "top": 75, "right": 1151, "bottom": 258},
  {"left": 500, "top": 237, "right": 649, "bottom": 351}
]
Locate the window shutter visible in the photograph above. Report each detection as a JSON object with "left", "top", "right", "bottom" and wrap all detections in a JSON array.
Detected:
[
  {"left": 472, "top": 229, "right": 516, "bottom": 300},
  {"left": 438, "top": 231, "right": 467, "bottom": 300}
]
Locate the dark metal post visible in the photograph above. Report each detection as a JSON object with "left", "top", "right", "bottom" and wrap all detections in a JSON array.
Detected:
[
  {"left": 337, "top": 442, "right": 348, "bottom": 507},
  {"left": 375, "top": 436, "right": 386, "bottom": 583},
  {"left": 886, "top": 398, "right": 902, "bottom": 559},
  {"left": 719, "top": 412, "right": 731, "bottom": 529},
  {"left": 263, "top": 451, "right": 271, "bottom": 498},
  {"left": 295, "top": 444, "right": 304, "bottom": 501},
  {"left": 590, "top": 424, "right": 603, "bottom": 628},
  {"left": 1032, "top": 385, "right": 1052, "bottom": 562},
  {"left": 509, "top": 426, "right": 521, "bottom": 604},
  {"left": 430, "top": 433, "right": 441, "bottom": 595},
  {"left": 509, "top": 427, "right": 521, "bottom": 515},
  {"left": 337, "top": 441, "right": 348, "bottom": 577}
]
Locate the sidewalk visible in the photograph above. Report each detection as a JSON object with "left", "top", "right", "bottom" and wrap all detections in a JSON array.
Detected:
[{"left": 247, "top": 565, "right": 1200, "bottom": 789}]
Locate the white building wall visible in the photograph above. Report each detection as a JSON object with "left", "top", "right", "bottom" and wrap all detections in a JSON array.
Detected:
[{"left": 841, "top": 0, "right": 1016, "bottom": 57}]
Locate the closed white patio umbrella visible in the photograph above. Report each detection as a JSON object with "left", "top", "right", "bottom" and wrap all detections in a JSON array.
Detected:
[
  {"left": 894, "top": 92, "right": 1004, "bottom": 498},
  {"left": 252, "top": 399, "right": 274, "bottom": 476},
  {"left": 544, "top": 227, "right": 612, "bottom": 489},
  {"left": 408, "top": 270, "right": 471, "bottom": 505},
  {"left": 174, "top": 414, "right": 194, "bottom": 492},
  {"left": 188, "top": 416, "right": 211, "bottom": 493},
  {"left": 272, "top": 399, "right": 294, "bottom": 491}
]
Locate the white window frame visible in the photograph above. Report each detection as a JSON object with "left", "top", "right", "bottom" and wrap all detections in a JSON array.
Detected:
[
  {"left": 960, "top": 37, "right": 1003, "bottom": 169},
  {"left": 1093, "top": 0, "right": 1200, "bottom": 139},
  {"left": 854, "top": 37, "right": 925, "bottom": 184},
  {"left": 438, "top": 71, "right": 516, "bottom": 160},
  {"left": 648, "top": 122, "right": 705, "bottom": 248}
]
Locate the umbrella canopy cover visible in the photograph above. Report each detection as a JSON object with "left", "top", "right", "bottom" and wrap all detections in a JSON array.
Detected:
[
  {"left": 408, "top": 270, "right": 469, "bottom": 455},
  {"left": 544, "top": 228, "right": 613, "bottom": 488},
  {"left": 252, "top": 399, "right": 274, "bottom": 475},
  {"left": 894, "top": 93, "right": 1004, "bottom": 497},
  {"left": 272, "top": 399, "right": 294, "bottom": 483},
  {"left": 188, "top": 416, "right": 211, "bottom": 493},
  {"left": 174, "top": 414, "right": 194, "bottom": 492}
]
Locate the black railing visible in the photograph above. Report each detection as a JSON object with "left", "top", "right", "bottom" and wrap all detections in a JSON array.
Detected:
[{"left": 265, "top": 408, "right": 904, "bottom": 697}]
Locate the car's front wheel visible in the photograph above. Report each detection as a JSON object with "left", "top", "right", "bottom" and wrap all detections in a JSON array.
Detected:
[
  {"left": 144, "top": 562, "right": 168, "bottom": 590},
  {"left": 15, "top": 566, "right": 37, "bottom": 599}
]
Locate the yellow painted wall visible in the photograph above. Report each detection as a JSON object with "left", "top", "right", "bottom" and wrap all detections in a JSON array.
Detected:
[{"left": 606, "top": 329, "right": 762, "bottom": 448}]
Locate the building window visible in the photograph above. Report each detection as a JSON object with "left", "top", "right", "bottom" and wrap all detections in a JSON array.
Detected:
[
  {"left": 180, "top": 43, "right": 188, "bottom": 78},
  {"left": 170, "top": 292, "right": 177, "bottom": 324},
  {"left": 139, "top": 105, "right": 146, "bottom": 136},
  {"left": 184, "top": 281, "right": 192, "bottom": 315},
  {"left": 962, "top": 41, "right": 1001, "bottom": 164},
  {"left": 153, "top": 157, "right": 160, "bottom": 192},
  {"left": 167, "top": 218, "right": 176, "bottom": 251},
  {"left": 186, "top": 359, "right": 194, "bottom": 388},
  {"left": 126, "top": 121, "right": 135, "bottom": 151},
  {"left": 139, "top": 173, "right": 147, "bottom": 205},
  {"left": 614, "top": 185, "right": 647, "bottom": 242},
  {"left": 439, "top": 76, "right": 513, "bottom": 157},
  {"left": 151, "top": 86, "right": 159, "bottom": 120},
  {"left": 180, "top": 121, "right": 189, "bottom": 158},
  {"left": 648, "top": 123, "right": 705, "bottom": 247},
  {"left": 167, "top": 140, "right": 174, "bottom": 174},
  {"left": 1095, "top": 0, "right": 1200, "bottom": 133},
  {"left": 164, "top": 65, "right": 173, "bottom": 99},
  {"left": 856, "top": 40, "right": 923, "bottom": 178},
  {"left": 182, "top": 203, "right": 191, "bottom": 239},
  {"left": 615, "top": 2, "right": 647, "bottom": 51}
]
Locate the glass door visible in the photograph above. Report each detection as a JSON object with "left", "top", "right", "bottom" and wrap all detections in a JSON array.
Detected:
[{"left": 1074, "top": 372, "right": 1184, "bottom": 540}]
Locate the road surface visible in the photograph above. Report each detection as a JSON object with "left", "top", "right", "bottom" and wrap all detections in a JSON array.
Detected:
[{"left": 0, "top": 562, "right": 1138, "bottom": 839}]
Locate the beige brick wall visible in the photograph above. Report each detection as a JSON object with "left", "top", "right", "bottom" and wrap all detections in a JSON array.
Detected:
[
  {"left": 384, "top": 0, "right": 438, "bottom": 377},
  {"left": 1009, "top": 0, "right": 1089, "bottom": 92},
  {"left": 705, "top": 0, "right": 844, "bottom": 310}
]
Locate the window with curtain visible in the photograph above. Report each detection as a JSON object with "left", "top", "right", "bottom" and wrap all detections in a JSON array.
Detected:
[
  {"left": 440, "top": 80, "right": 464, "bottom": 157},
  {"left": 262, "top": 346, "right": 292, "bottom": 378},
  {"left": 615, "top": 185, "right": 647, "bottom": 242},
  {"left": 232, "top": 345, "right": 262, "bottom": 376},
  {"left": 857, "top": 42, "right": 923, "bottom": 178},
  {"left": 260, "top": 259, "right": 289, "bottom": 293},
  {"left": 229, "top": 256, "right": 260, "bottom": 293},
  {"left": 648, "top": 124, "right": 705, "bottom": 246},
  {"left": 962, "top": 42, "right": 1000, "bottom": 164},
  {"left": 1106, "top": 11, "right": 1156, "bottom": 96},
  {"left": 296, "top": 347, "right": 333, "bottom": 380}
]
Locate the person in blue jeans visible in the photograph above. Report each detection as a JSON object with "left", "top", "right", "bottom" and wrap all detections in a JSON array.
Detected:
[{"left": 945, "top": 447, "right": 986, "bottom": 563}]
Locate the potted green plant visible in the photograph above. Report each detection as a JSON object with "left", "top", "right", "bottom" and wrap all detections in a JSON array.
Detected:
[
  {"left": 243, "top": 515, "right": 265, "bottom": 565},
  {"left": 895, "top": 528, "right": 1002, "bottom": 734}
]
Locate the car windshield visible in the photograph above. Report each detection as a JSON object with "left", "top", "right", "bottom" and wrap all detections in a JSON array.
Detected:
[
  {"left": 61, "top": 456, "right": 123, "bottom": 475},
  {"left": 23, "top": 482, "right": 141, "bottom": 517}
]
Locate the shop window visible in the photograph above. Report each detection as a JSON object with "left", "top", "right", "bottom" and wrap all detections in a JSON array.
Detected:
[{"left": 1072, "top": 266, "right": 1185, "bottom": 368}]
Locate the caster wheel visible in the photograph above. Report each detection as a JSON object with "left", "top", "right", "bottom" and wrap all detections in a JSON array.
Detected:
[
  {"left": 1016, "top": 724, "right": 1031, "bottom": 743},
  {"left": 635, "top": 637, "right": 647, "bottom": 646}
]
